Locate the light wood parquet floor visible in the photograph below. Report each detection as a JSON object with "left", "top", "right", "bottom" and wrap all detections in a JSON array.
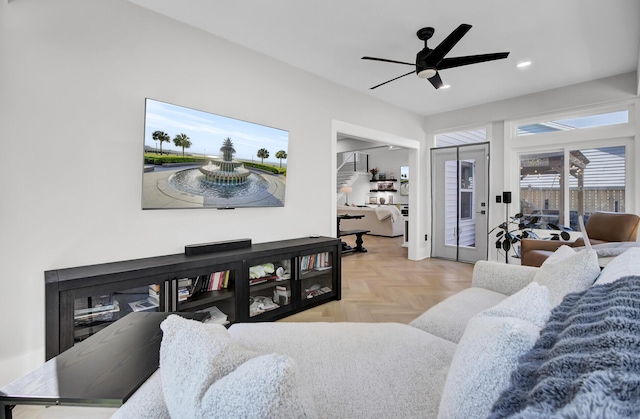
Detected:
[{"left": 281, "top": 234, "right": 474, "bottom": 324}]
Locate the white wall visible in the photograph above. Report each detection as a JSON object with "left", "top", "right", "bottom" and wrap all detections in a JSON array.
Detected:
[{"left": 0, "top": 0, "right": 426, "bottom": 385}]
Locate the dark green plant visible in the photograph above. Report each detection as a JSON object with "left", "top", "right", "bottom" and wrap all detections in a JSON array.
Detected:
[{"left": 490, "top": 213, "right": 571, "bottom": 256}]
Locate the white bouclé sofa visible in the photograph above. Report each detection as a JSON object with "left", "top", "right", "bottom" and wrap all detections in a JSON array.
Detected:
[
  {"left": 113, "top": 246, "right": 640, "bottom": 419},
  {"left": 337, "top": 205, "right": 404, "bottom": 237}
]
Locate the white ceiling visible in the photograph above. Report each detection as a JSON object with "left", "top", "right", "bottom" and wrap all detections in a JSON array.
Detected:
[{"left": 129, "top": 0, "right": 640, "bottom": 117}]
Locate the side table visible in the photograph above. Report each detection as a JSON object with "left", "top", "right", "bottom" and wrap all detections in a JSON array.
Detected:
[{"left": 0, "top": 311, "right": 207, "bottom": 419}]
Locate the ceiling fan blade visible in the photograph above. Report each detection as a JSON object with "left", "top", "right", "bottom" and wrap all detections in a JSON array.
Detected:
[
  {"left": 428, "top": 72, "right": 444, "bottom": 89},
  {"left": 438, "top": 52, "right": 510, "bottom": 70},
  {"left": 370, "top": 70, "right": 415, "bottom": 90},
  {"left": 427, "top": 24, "right": 472, "bottom": 65},
  {"left": 361, "top": 56, "right": 414, "bottom": 66}
]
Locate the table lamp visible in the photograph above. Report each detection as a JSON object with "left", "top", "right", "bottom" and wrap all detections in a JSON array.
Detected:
[{"left": 341, "top": 186, "right": 352, "bottom": 205}]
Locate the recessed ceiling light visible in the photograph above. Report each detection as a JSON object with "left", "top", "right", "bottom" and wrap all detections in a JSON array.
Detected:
[{"left": 517, "top": 61, "right": 532, "bottom": 68}]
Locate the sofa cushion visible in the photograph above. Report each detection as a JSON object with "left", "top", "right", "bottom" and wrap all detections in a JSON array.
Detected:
[
  {"left": 479, "top": 281, "right": 552, "bottom": 328},
  {"left": 200, "top": 354, "right": 317, "bottom": 419},
  {"left": 533, "top": 246, "right": 600, "bottom": 306},
  {"left": 159, "top": 315, "right": 315, "bottom": 419},
  {"left": 438, "top": 316, "right": 540, "bottom": 419},
  {"left": 595, "top": 247, "right": 640, "bottom": 285},
  {"left": 229, "top": 322, "right": 457, "bottom": 419},
  {"left": 471, "top": 260, "right": 539, "bottom": 296},
  {"left": 111, "top": 370, "right": 169, "bottom": 419},
  {"left": 409, "top": 287, "right": 507, "bottom": 343}
]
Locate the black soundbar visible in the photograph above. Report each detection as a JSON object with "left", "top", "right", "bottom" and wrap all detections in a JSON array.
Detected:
[{"left": 185, "top": 238, "right": 252, "bottom": 255}]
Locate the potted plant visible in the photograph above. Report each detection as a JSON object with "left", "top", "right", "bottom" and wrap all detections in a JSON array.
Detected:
[
  {"left": 369, "top": 167, "right": 379, "bottom": 181},
  {"left": 490, "top": 213, "right": 571, "bottom": 262}
]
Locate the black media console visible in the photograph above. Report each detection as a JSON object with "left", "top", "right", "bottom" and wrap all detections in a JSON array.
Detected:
[{"left": 45, "top": 236, "right": 341, "bottom": 359}]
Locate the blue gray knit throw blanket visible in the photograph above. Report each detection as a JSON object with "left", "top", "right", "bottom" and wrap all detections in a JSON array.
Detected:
[{"left": 489, "top": 275, "right": 640, "bottom": 418}]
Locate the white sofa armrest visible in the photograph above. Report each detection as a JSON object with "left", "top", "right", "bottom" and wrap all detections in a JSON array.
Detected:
[{"left": 472, "top": 261, "right": 539, "bottom": 296}]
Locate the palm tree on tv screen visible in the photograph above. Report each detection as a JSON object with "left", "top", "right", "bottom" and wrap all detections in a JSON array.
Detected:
[
  {"left": 173, "top": 133, "right": 192, "bottom": 156},
  {"left": 152, "top": 131, "right": 170, "bottom": 155},
  {"left": 220, "top": 138, "right": 236, "bottom": 161},
  {"left": 257, "top": 148, "right": 269, "bottom": 164},
  {"left": 275, "top": 150, "right": 287, "bottom": 168}
]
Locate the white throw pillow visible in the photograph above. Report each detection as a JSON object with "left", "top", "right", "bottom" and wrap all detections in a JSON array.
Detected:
[
  {"left": 159, "top": 315, "right": 316, "bottom": 419},
  {"left": 479, "top": 282, "right": 552, "bottom": 328},
  {"left": 541, "top": 244, "right": 576, "bottom": 265},
  {"left": 533, "top": 247, "right": 600, "bottom": 306},
  {"left": 201, "top": 354, "right": 317, "bottom": 418},
  {"left": 595, "top": 247, "right": 640, "bottom": 286},
  {"left": 438, "top": 316, "right": 540, "bottom": 419}
]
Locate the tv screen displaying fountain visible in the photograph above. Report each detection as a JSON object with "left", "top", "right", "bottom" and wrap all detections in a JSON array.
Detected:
[{"left": 142, "top": 99, "right": 288, "bottom": 210}]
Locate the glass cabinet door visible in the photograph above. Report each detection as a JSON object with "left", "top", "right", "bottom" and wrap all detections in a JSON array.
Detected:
[
  {"left": 73, "top": 280, "right": 163, "bottom": 344},
  {"left": 174, "top": 267, "right": 237, "bottom": 325},
  {"left": 299, "top": 251, "right": 335, "bottom": 304},
  {"left": 247, "top": 258, "right": 293, "bottom": 319}
]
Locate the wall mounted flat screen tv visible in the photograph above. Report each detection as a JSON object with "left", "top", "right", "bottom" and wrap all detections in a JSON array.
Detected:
[{"left": 142, "top": 99, "right": 288, "bottom": 210}]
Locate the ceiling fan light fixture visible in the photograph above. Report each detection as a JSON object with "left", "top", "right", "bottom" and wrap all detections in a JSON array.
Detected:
[
  {"left": 418, "top": 68, "right": 437, "bottom": 79},
  {"left": 517, "top": 61, "right": 532, "bottom": 68}
]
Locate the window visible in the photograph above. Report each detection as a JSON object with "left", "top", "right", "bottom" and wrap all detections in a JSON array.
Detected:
[
  {"left": 435, "top": 128, "right": 486, "bottom": 147},
  {"left": 519, "top": 151, "right": 564, "bottom": 227},
  {"left": 517, "top": 110, "right": 629, "bottom": 136},
  {"left": 519, "top": 146, "right": 626, "bottom": 230},
  {"left": 568, "top": 146, "right": 625, "bottom": 226}
]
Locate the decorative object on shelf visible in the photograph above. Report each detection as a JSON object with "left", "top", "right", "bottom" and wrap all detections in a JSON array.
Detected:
[
  {"left": 378, "top": 182, "right": 394, "bottom": 191},
  {"left": 369, "top": 167, "right": 378, "bottom": 181},
  {"left": 400, "top": 165, "right": 409, "bottom": 196},
  {"left": 379, "top": 197, "right": 386, "bottom": 205},
  {"left": 388, "top": 195, "right": 393, "bottom": 205},
  {"left": 378, "top": 173, "right": 386, "bottom": 180},
  {"left": 369, "top": 197, "right": 377, "bottom": 204},
  {"left": 388, "top": 169, "right": 396, "bottom": 179},
  {"left": 490, "top": 213, "right": 570, "bottom": 263},
  {"left": 341, "top": 186, "right": 352, "bottom": 205}
]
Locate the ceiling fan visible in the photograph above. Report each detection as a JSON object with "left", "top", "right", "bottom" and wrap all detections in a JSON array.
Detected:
[{"left": 362, "top": 24, "right": 509, "bottom": 90}]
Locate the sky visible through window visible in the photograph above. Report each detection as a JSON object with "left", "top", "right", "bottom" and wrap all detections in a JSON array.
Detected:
[{"left": 517, "top": 110, "right": 628, "bottom": 136}]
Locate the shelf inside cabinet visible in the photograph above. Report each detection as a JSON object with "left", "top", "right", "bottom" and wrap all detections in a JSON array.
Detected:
[
  {"left": 179, "top": 288, "right": 235, "bottom": 311},
  {"left": 300, "top": 268, "right": 332, "bottom": 280},
  {"left": 249, "top": 278, "right": 290, "bottom": 292}
]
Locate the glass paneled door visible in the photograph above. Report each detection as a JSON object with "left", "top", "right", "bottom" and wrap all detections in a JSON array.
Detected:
[{"left": 431, "top": 143, "right": 489, "bottom": 263}]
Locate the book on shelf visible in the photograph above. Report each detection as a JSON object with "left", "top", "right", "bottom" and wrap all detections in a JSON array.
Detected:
[
  {"left": 174, "top": 271, "right": 232, "bottom": 302},
  {"left": 301, "top": 252, "right": 331, "bottom": 272},
  {"left": 202, "top": 270, "right": 230, "bottom": 292},
  {"left": 305, "top": 286, "right": 332, "bottom": 299},
  {"left": 74, "top": 300, "right": 120, "bottom": 321},
  {"left": 128, "top": 298, "right": 159, "bottom": 312},
  {"left": 148, "top": 284, "right": 161, "bottom": 302},
  {"left": 249, "top": 275, "right": 277, "bottom": 286},
  {"left": 178, "top": 286, "right": 192, "bottom": 302},
  {"left": 197, "top": 305, "right": 228, "bottom": 325}
]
